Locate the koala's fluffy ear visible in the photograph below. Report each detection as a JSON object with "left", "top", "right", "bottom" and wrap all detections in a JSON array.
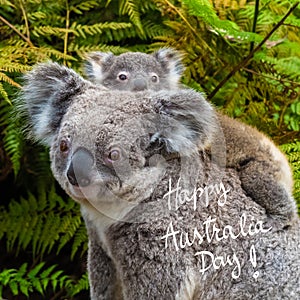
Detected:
[
  {"left": 153, "top": 48, "right": 184, "bottom": 87},
  {"left": 152, "top": 89, "right": 217, "bottom": 156},
  {"left": 83, "top": 52, "right": 114, "bottom": 83},
  {"left": 17, "top": 62, "right": 90, "bottom": 145}
]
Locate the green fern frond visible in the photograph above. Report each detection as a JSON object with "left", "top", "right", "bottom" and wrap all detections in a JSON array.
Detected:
[
  {"left": 28, "top": 47, "right": 75, "bottom": 62},
  {"left": 27, "top": 11, "right": 47, "bottom": 21},
  {"left": 0, "top": 62, "right": 31, "bottom": 74},
  {"left": 0, "top": 262, "right": 86, "bottom": 298},
  {"left": 1, "top": 185, "right": 86, "bottom": 257},
  {"left": 2, "top": 124, "right": 23, "bottom": 176},
  {"left": 67, "top": 273, "right": 89, "bottom": 297},
  {"left": 70, "top": 1, "right": 99, "bottom": 14},
  {"left": 0, "top": 72, "right": 21, "bottom": 88},
  {"left": 280, "top": 141, "right": 300, "bottom": 207},
  {"left": 142, "top": 20, "right": 171, "bottom": 39},
  {"left": 140, "top": 1, "right": 158, "bottom": 13},
  {"left": 254, "top": 52, "right": 300, "bottom": 82},
  {"left": 71, "top": 223, "right": 88, "bottom": 260},
  {"left": 71, "top": 22, "right": 132, "bottom": 39},
  {"left": 71, "top": 44, "right": 129, "bottom": 58},
  {"left": 28, "top": 12, "right": 65, "bottom": 24},
  {"left": 57, "top": 215, "right": 86, "bottom": 257},
  {"left": 280, "top": 141, "right": 300, "bottom": 153},
  {"left": 0, "top": 0, "right": 15, "bottom": 7},
  {"left": 31, "top": 26, "right": 69, "bottom": 38},
  {"left": 119, "top": 0, "right": 144, "bottom": 36},
  {"left": 0, "top": 82, "right": 10, "bottom": 103}
]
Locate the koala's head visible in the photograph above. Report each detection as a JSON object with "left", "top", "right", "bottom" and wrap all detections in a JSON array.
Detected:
[
  {"left": 18, "top": 62, "right": 217, "bottom": 219},
  {"left": 83, "top": 48, "right": 184, "bottom": 92}
]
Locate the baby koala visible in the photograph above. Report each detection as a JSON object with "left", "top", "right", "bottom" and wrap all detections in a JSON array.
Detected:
[
  {"left": 84, "top": 48, "right": 183, "bottom": 92},
  {"left": 83, "top": 48, "right": 297, "bottom": 225}
]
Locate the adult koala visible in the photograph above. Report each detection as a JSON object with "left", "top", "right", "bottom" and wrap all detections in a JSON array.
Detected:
[{"left": 17, "top": 62, "right": 299, "bottom": 300}]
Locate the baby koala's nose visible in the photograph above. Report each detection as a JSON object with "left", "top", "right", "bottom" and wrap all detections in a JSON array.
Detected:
[
  {"left": 67, "top": 147, "right": 94, "bottom": 187},
  {"left": 133, "top": 77, "right": 147, "bottom": 91}
]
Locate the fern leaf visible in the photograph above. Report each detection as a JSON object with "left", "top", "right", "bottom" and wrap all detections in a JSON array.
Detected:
[
  {"left": 71, "top": 222, "right": 88, "bottom": 259},
  {"left": 280, "top": 141, "right": 300, "bottom": 209},
  {"left": 119, "top": 0, "right": 144, "bottom": 36},
  {"left": 70, "top": 1, "right": 99, "bottom": 14},
  {"left": 0, "top": 72, "right": 21, "bottom": 88},
  {"left": 0, "top": 0, "right": 15, "bottom": 7},
  {"left": 71, "top": 22, "right": 132, "bottom": 39},
  {"left": 0, "top": 82, "right": 10, "bottom": 103},
  {"left": 57, "top": 214, "right": 85, "bottom": 256},
  {"left": 67, "top": 273, "right": 89, "bottom": 297},
  {"left": 0, "top": 262, "right": 76, "bottom": 298},
  {"left": 2, "top": 120, "right": 24, "bottom": 176},
  {"left": 1, "top": 185, "right": 85, "bottom": 257}
]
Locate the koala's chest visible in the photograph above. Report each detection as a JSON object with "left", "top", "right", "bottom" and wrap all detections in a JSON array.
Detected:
[{"left": 81, "top": 204, "right": 122, "bottom": 257}]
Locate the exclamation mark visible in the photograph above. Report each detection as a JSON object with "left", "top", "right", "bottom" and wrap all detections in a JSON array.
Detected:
[{"left": 250, "top": 245, "right": 259, "bottom": 279}]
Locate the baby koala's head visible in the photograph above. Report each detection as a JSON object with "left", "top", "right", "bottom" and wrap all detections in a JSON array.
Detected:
[{"left": 83, "top": 48, "right": 184, "bottom": 91}]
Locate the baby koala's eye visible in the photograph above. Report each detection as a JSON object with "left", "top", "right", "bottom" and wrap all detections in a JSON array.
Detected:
[
  {"left": 151, "top": 73, "right": 159, "bottom": 83},
  {"left": 118, "top": 72, "right": 129, "bottom": 81}
]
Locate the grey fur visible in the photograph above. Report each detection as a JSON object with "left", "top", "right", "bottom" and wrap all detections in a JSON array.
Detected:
[
  {"left": 17, "top": 62, "right": 300, "bottom": 299},
  {"left": 83, "top": 49, "right": 297, "bottom": 225}
]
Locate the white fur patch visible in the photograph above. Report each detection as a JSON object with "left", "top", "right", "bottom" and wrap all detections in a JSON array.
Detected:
[
  {"left": 86, "top": 52, "right": 113, "bottom": 84},
  {"left": 33, "top": 102, "right": 53, "bottom": 145},
  {"left": 175, "top": 270, "right": 197, "bottom": 300},
  {"left": 89, "top": 61, "right": 105, "bottom": 84},
  {"left": 80, "top": 196, "right": 137, "bottom": 257},
  {"left": 260, "top": 136, "right": 293, "bottom": 193}
]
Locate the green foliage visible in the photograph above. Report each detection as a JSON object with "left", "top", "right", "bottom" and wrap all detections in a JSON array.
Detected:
[
  {"left": 0, "top": 262, "right": 89, "bottom": 298},
  {"left": 281, "top": 141, "right": 300, "bottom": 207},
  {"left": 0, "top": 183, "right": 88, "bottom": 298},
  {"left": 154, "top": 0, "right": 300, "bottom": 139},
  {"left": 67, "top": 273, "right": 90, "bottom": 297},
  {"left": 182, "top": 0, "right": 262, "bottom": 42},
  {"left": 0, "top": 184, "right": 87, "bottom": 257},
  {"left": 0, "top": 0, "right": 299, "bottom": 298},
  {"left": 1, "top": 109, "right": 24, "bottom": 176},
  {"left": 284, "top": 100, "right": 300, "bottom": 131}
]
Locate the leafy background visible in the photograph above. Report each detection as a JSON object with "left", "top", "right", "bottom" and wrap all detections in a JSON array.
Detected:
[{"left": 0, "top": 0, "right": 299, "bottom": 298}]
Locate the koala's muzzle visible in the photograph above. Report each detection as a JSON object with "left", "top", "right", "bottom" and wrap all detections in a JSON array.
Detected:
[{"left": 67, "top": 148, "right": 94, "bottom": 187}]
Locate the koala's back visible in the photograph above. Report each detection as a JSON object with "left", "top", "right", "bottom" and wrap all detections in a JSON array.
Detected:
[
  {"left": 218, "top": 113, "right": 293, "bottom": 191},
  {"left": 218, "top": 113, "right": 293, "bottom": 192},
  {"left": 217, "top": 113, "right": 297, "bottom": 223}
]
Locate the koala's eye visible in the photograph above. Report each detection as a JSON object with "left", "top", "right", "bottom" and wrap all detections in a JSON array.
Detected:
[
  {"left": 118, "top": 72, "right": 128, "bottom": 81},
  {"left": 104, "top": 148, "right": 122, "bottom": 166},
  {"left": 151, "top": 73, "right": 159, "bottom": 83},
  {"left": 108, "top": 149, "right": 121, "bottom": 161},
  {"left": 60, "top": 139, "right": 70, "bottom": 153}
]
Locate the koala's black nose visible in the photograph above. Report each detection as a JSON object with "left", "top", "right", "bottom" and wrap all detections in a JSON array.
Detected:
[
  {"left": 67, "top": 148, "right": 94, "bottom": 187},
  {"left": 133, "top": 77, "right": 147, "bottom": 91}
]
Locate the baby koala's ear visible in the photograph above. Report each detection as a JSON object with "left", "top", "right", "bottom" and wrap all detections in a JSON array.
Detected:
[
  {"left": 83, "top": 52, "right": 114, "bottom": 83},
  {"left": 16, "top": 62, "right": 90, "bottom": 146},
  {"left": 152, "top": 48, "right": 184, "bottom": 88}
]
